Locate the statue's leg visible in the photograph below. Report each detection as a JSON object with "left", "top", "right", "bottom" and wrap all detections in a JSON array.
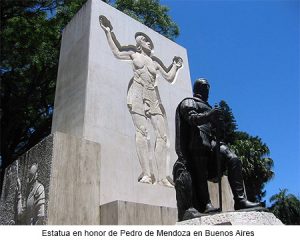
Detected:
[
  {"left": 220, "top": 144, "right": 260, "bottom": 210},
  {"left": 173, "top": 159, "right": 203, "bottom": 221},
  {"left": 150, "top": 114, "right": 172, "bottom": 187},
  {"left": 190, "top": 152, "right": 211, "bottom": 212},
  {"left": 220, "top": 145, "right": 244, "bottom": 200},
  {"left": 173, "top": 160, "right": 192, "bottom": 221},
  {"left": 131, "top": 113, "right": 152, "bottom": 183}
]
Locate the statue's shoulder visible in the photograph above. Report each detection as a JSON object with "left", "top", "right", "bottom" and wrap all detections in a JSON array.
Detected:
[{"left": 179, "top": 97, "right": 200, "bottom": 109}]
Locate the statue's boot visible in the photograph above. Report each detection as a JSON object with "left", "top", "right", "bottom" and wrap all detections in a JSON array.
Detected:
[
  {"left": 234, "top": 199, "right": 261, "bottom": 210},
  {"left": 204, "top": 202, "right": 219, "bottom": 213},
  {"left": 182, "top": 208, "right": 202, "bottom": 221},
  {"left": 228, "top": 157, "right": 260, "bottom": 210}
]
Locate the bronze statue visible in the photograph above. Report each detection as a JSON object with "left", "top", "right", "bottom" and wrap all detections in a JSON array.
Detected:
[{"left": 173, "top": 78, "right": 260, "bottom": 221}]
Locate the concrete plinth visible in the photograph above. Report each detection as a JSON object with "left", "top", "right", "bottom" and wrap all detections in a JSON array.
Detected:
[
  {"left": 100, "top": 200, "right": 177, "bottom": 225},
  {"left": 177, "top": 211, "right": 283, "bottom": 225}
]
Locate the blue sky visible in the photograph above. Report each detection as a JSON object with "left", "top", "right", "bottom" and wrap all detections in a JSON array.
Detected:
[{"left": 161, "top": 0, "right": 300, "bottom": 204}]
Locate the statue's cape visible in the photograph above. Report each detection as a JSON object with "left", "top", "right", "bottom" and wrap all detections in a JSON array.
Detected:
[
  {"left": 175, "top": 97, "right": 200, "bottom": 162},
  {"left": 174, "top": 97, "right": 221, "bottom": 181}
]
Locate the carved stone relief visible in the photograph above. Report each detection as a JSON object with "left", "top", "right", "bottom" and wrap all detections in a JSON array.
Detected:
[
  {"left": 15, "top": 162, "right": 45, "bottom": 225},
  {"left": 99, "top": 15, "right": 183, "bottom": 187},
  {"left": 0, "top": 135, "right": 52, "bottom": 225}
]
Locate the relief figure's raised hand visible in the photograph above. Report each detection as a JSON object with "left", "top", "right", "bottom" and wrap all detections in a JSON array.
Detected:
[
  {"left": 173, "top": 56, "right": 183, "bottom": 68},
  {"left": 99, "top": 15, "right": 113, "bottom": 32}
]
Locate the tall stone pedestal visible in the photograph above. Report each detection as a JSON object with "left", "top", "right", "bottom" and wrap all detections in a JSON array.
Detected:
[{"left": 51, "top": 0, "right": 190, "bottom": 212}]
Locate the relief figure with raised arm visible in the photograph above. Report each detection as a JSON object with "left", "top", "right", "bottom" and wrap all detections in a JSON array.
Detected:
[{"left": 99, "top": 15, "right": 183, "bottom": 187}]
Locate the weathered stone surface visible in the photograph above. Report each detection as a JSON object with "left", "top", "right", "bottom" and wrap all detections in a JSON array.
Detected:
[
  {"left": 100, "top": 200, "right": 177, "bottom": 225},
  {"left": 0, "top": 135, "right": 53, "bottom": 225},
  {"left": 177, "top": 211, "right": 283, "bottom": 225},
  {"left": 48, "top": 132, "right": 101, "bottom": 225},
  {"left": 0, "top": 132, "right": 101, "bottom": 225}
]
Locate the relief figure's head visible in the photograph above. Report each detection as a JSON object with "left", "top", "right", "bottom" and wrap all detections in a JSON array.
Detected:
[
  {"left": 193, "top": 78, "right": 210, "bottom": 102},
  {"left": 28, "top": 163, "right": 38, "bottom": 185},
  {"left": 135, "top": 32, "right": 154, "bottom": 54}
]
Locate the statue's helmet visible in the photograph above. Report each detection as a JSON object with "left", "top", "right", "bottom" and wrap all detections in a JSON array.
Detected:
[
  {"left": 193, "top": 78, "right": 210, "bottom": 94},
  {"left": 193, "top": 78, "right": 210, "bottom": 101}
]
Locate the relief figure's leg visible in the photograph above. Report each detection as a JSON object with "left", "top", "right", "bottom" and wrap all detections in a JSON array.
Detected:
[
  {"left": 150, "top": 114, "right": 173, "bottom": 187},
  {"left": 131, "top": 113, "right": 152, "bottom": 184}
]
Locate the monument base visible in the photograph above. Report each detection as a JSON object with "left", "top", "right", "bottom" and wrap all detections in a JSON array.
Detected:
[
  {"left": 0, "top": 132, "right": 179, "bottom": 225},
  {"left": 100, "top": 200, "right": 177, "bottom": 225},
  {"left": 176, "top": 211, "right": 283, "bottom": 225}
]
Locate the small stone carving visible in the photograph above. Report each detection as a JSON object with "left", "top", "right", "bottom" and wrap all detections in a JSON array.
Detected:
[
  {"left": 173, "top": 78, "right": 260, "bottom": 221},
  {"left": 99, "top": 15, "right": 183, "bottom": 187},
  {"left": 15, "top": 163, "right": 45, "bottom": 225}
]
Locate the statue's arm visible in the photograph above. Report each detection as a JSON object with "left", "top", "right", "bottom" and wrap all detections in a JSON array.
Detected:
[
  {"left": 99, "top": 17, "right": 134, "bottom": 60},
  {"left": 103, "top": 29, "right": 134, "bottom": 60},
  {"left": 180, "top": 99, "right": 212, "bottom": 126},
  {"left": 155, "top": 56, "right": 183, "bottom": 83}
]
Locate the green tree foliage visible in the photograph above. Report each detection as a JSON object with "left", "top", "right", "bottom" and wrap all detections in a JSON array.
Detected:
[
  {"left": 114, "top": 0, "right": 179, "bottom": 40},
  {"left": 269, "top": 189, "right": 300, "bottom": 225},
  {"left": 231, "top": 131, "right": 274, "bottom": 203},
  {"left": 1, "top": 0, "right": 87, "bottom": 169}
]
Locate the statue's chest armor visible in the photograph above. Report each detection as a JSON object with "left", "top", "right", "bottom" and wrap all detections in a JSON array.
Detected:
[
  {"left": 195, "top": 100, "right": 212, "bottom": 133},
  {"left": 195, "top": 101, "right": 212, "bottom": 113}
]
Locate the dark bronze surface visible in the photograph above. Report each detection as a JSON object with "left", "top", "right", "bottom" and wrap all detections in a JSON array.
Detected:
[{"left": 173, "top": 79, "right": 260, "bottom": 221}]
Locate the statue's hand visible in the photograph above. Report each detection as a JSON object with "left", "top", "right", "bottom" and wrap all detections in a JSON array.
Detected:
[
  {"left": 209, "top": 107, "right": 222, "bottom": 122},
  {"left": 99, "top": 15, "right": 112, "bottom": 32},
  {"left": 173, "top": 56, "right": 183, "bottom": 68}
]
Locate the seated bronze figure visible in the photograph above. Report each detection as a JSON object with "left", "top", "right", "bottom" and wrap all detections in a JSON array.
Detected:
[{"left": 173, "top": 78, "right": 260, "bottom": 221}]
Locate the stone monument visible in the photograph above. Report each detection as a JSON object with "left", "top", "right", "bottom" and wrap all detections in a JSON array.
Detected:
[
  {"left": 1, "top": 0, "right": 259, "bottom": 225},
  {"left": 51, "top": 0, "right": 190, "bottom": 223},
  {"left": 0, "top": 0, "right": 190, "bottom": 225}
]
